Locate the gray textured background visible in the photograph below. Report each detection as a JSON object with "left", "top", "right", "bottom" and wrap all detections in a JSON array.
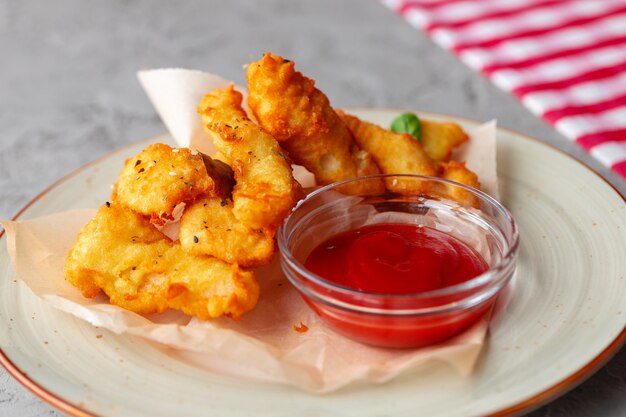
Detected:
[{"left": 1, "top": 1, "right": 625, "bottom": 416}]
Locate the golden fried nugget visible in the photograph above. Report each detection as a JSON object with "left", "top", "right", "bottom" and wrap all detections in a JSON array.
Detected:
[
  {"left": 420, "top": 119, "right": 469, "bottom": 162},
  {"left": 340, "top": 111, "right": 439, "bottom": 176},
  {"left": 64, "top": 202, "right": 259, "bottom": 320},
  {"left": 437, "top": 161, "right": 481, "bottom": 208},
  {"left": 113, "top": 143, "right": 234, "bottom": 224},
  {"left": 340, "top": 111, "right": 439, "bottom": 193},
  {"left": 180, "top": 198, "right": 274, "bottom": 267},
  {"left": 246, "top": 53, "right": 382, "bottom": 190},
  {"left": 198, "top": 85, "right": 302, "bottom": 230}
]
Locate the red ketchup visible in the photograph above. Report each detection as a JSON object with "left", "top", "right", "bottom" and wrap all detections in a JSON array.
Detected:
[{"left": 303, "top": 223, "right": 491, "bottom": 348}]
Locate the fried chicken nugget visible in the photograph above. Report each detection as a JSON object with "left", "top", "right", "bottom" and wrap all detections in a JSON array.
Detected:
[
  {"left": 246, "top": 53, "right": 382, "bottom": 190},
  {"left": 113, "top": 143, "right": 234, "bottom": 224},
  {"left": 420, "top": 119, "right": 469, "bottom": 162},
  {"left": 198, "top": 85, "right": 302, "bottom": 230},
  {"left": 64, "top": 202, "right": 259, "bottom": 320},
  {"left": 179, "top": 197, "right": 274, "bottom": 267},
  {"left": 340, "top": 111, "right": 439, "bottom": 176}
]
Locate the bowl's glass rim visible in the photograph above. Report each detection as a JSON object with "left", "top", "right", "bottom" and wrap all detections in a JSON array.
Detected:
[{"left": 277, "top": 174, "right": 520, "bottom": 301}]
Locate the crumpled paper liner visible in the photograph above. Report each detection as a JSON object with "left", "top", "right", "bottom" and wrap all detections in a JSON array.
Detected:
[
  {"left": 2, "top": 209, "right": 489, "bottom": 393},
  {"left": 1, "top": 68, "right": 499, "bottom": 393}
]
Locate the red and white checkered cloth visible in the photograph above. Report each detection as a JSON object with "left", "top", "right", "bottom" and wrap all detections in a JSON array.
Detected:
[{"left": 383, "top": 0, "right": 626, "bottom": 180}]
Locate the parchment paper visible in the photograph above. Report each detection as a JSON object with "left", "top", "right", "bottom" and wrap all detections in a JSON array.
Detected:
[{"left": 1, "top": 69, "right": 499, "bottom": 393}]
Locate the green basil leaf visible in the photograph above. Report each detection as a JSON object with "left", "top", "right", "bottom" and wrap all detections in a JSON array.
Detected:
[{"left": 390, "top": 112, "right": 422, "bottom": 142}]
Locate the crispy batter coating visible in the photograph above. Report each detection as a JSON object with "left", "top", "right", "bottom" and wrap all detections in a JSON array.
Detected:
[
  {"left": 113, "top": 143, "right": 234, "bottom": 223},
  {"left": 420, "top": 119, "right": 469, "bottom": 162},
  {"left": 246, "top": 53, "right": 382, "bottom": 190},
  {"left": 198, "top": 85, "right": 302, "bottom": 230},
  {"left": 64, "top": 202, "right": 259, "bottom": 320},
  {"left": 339, "top": 111, "right": 481, "bottom": 204},
  {"left": 339, "top": 111, "right": 438, "bottom": 193},
  {"left": 438, "top": 161, "right": 481, "bottom": 208},
  {"left": 340, "top": 111, "right": 439, "bottom": 176},
  {"left": 351, "top": 147, "right": 381, "bottom": 178},
  {"left": 180, "top": 197, "right": 274, "bottom": 267}
]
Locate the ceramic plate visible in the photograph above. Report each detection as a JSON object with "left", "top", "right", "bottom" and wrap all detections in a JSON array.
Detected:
[{"left": 1, "top": 110, "right": 625, "bottom": 417}]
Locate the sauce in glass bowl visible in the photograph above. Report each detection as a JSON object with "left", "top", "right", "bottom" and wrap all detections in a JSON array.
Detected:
[{"left": 278, "top": 174, "right": 518, "bottom": 349}]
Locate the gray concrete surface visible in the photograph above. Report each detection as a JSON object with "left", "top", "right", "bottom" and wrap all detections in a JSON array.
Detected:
[{"left": 1, "top": 1, "right": 624, "bottom": 416}]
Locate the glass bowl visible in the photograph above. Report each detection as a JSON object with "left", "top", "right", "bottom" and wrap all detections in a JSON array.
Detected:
[{"left": 277, "top": 174, "right": 519, "bottom": 349}]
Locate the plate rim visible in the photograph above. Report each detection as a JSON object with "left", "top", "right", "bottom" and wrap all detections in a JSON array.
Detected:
[{"left": 1, "top": 110, "right": 625, "bottom": 417}]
